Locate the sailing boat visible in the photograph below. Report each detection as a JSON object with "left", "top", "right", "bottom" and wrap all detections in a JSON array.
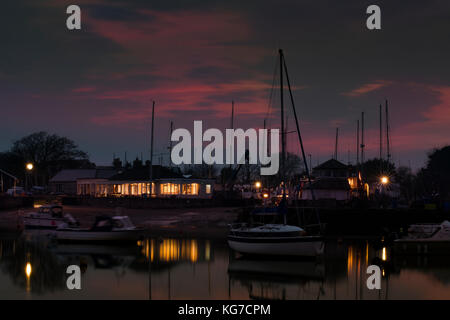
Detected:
[{"left": 227, "top": 49, "right": 324, "bottom": 257}]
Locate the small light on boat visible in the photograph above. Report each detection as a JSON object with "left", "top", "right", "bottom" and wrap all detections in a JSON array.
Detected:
[
  {"left": 255, "top": 181, "right": 261, "bottom": 189},
  {"left": 26, "top": 163, "right": 34, "bottom": 171},
  {"left": 25, "top": 262, "right": 32, "bottom": 278},
  {"left": 382, "top": 247, "right": 387, "bottom": 261},
  {"left": 380, "top": 176, "right": 389, "bottom": 185}
]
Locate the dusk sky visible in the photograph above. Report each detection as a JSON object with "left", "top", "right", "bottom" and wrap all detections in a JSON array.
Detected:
[{"left": 1, "top": 0, "right": 449, "bottom": 170}]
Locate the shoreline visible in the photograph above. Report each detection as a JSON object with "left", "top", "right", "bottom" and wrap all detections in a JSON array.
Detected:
[{"left": 0, "top": 205, "right": 240, "bottom": 240}]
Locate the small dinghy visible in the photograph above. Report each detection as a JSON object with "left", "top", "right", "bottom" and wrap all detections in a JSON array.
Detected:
[
  {"left": 394, "top": 221, "right": 450, "bottom": 255},
  {"left": 22, "top": 205, "right": 78, "bottom": 230},
  {"left": 54, "top": 215, "right": 144, "bottom": 243}
]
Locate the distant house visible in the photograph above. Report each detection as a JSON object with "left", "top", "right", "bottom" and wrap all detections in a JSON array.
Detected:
[
  {"left": 76, "top": 165, "right": 215, "bottom": 199},
  {"left": 49, "top": 167, "right": 118, "bottom": 195},
  {"left": 300, "top": 177, "right": 351, "bottom": 201},
  {"left": 312, "top": 159, "right": 349, "bottom": 178},
  {"left": 301, "top": 159, "right": 351, "bottom": 200}
]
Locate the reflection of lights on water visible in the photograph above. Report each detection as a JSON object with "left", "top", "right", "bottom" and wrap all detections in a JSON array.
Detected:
[
  {"left": 382, "top": 247, "right": 387, "bottom": 261},
  {"left": 189, "top": 241, "right": 198, "bottom": 262},
  {"left": 140, "top": 238, "right": 200, "bottom": 263},
  {"left": 347, "top": 246, "right": 354, "bottom": 275},
  {"left": 25, "top": 262, "right": 32, "bottom": 278},
  {"left": 205, "top": 241, "right": 210, "bottom": 261},
  {"left": 365, "top": 242, "right": 369, "bottom": 265},
  {"left": 382, "top": 269, "right": 385, "bottom": 277},
  {"left": 25, "top": 262, "right": 32, "bottom": 292}
]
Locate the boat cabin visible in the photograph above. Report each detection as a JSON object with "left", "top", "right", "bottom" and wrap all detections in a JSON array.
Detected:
[
  {"left": 36, "top": 205, "right": 64, "bottom": 218},
  {"left": 90, "top": 215, "right": 137, "bottom": 231}
]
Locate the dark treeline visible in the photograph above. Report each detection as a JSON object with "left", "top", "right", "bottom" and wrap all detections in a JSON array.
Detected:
[
  {"left": 1, "top": 131, "right": 449, "bottom": 206},
  {"left": 0, "top": 132, "right": 92, "bottom": 188}
]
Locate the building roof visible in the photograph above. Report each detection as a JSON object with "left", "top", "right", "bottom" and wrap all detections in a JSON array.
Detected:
[
  {"left": 109, "top": 165, "right": 183, "bottom": 181},
  {"left": 313, "top": 159, "right": 348, "bottom": 171},
  {"left": 50, "top": 168, "right": 118, "bottom": 182},
  {"left": 303, "top": 177, "right": 350, "bottom": 190}
]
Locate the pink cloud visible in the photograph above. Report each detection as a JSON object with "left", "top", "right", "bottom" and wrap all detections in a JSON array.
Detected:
[
  {"left": 342, "top": 80, "right": 393, "bottom": 97},
  {"left": 72, "top": 86, "right": 96, "bottom": 93}
]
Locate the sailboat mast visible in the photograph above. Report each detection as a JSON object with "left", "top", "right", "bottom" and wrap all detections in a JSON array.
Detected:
[
  {"left": 231, "top": 100, "right": 234, "bottom": 129},
  {"left": 149, "top": 101, "right": 155, "bottom": 195},
  {"left": 334, "top": 127, "right": 339, "bottom": 160},
  {"left": 279, "top": 49, "right": 287, "bottom": 226},
  {"left": 361, "top": 112, "right": 365, "bottom": 164},
  {"left": 279, "top": 49, "right": 286, "bottom": 191},
  {"left": 356, "top": 120, "right": 359, "bottom": 164},
  {"left": 169, "top": 120, "right": 173, "bottom": 168},
  {"left": 281, "top": 49, "right": 321, "bottom": 229},
  {"left": 386, "top": 99, "right": 391, "bottom": 164},
  {"left": 229, "top": 101, "right": 234, "bottom": 169},
  {"left": 379, "top": 104, "right": 383, "bottom": 160}
]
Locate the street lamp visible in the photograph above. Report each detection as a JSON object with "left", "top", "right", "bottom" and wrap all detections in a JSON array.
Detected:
[
  {"left": 254, "top": 181, "right": 261, "bottom": 189},
  {"left": 25, "top": 163, "right": 34, "bottom": 191},
  {"left": 380, "top": 176, "right": 389, "bottom": 185}
]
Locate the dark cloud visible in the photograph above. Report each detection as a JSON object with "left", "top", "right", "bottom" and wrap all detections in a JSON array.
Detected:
[{"left": 0, "top": 0, "right": 448, "bottom": 168}]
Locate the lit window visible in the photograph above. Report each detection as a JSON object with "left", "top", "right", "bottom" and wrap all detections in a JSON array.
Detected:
[
  {"left": 182, "top": 183, "right": 199, "bottom": 195},
  {"left": 161, "top": 183, "right": 179, "bottom": 195},
  {"left": 205, "top": 184, "right": 212, "bottom": 194}
]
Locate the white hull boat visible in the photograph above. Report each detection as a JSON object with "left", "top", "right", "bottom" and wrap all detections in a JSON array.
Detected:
[
  {"left": 394, "top": 221, "right": 450, "bottom": 255},
  {"left": 21, "top": 205, "right": 77, "bottom": 230},
  {"left": 55, "top": 215, "right": 144, "bottom": 243},
  {"left": 228, "top": 224, "right": 324, "bottom": 257}
]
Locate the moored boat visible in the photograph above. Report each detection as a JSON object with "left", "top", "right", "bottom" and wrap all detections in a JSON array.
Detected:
[
  {"left": 54, "top": 215, "right": 145, "bottom": 243},
  {"left": 228, "top": 223, "right": 324, "bottom": 257},
  {"left": 21, "top": 205, "right": 78, "bottom": 230},
  {"left": 394, "top": 221, "right": 450, "bottom": 255}
]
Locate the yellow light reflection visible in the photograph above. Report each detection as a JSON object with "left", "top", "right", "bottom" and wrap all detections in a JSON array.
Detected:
[
  {"left": 347, "top": 246, "right": 354, "bottom": 275},
  {"left": 205, "top": 241, "right": 211, "bottom": 261},
  {"left": 382, "top": 247, "right": 387, "bottom": 261},
  {"left": 25, "top": 262, "right": 32, "bottom": 278}
]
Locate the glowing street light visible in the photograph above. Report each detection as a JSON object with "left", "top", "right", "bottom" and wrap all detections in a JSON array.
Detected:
[
  {"left": 254, "top": 181, "right": 262, "bottom": 189},
  {"left": 380, "top": 176, "right": 389, "bottom": 185},
  {"left": 26, "top": 163, "right": 33, "bottom": 171}
]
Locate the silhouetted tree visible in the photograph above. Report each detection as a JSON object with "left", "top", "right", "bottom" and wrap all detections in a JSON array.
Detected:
[
  {"left": 2, "top": 131, "right": 90, "bottom": 185},
  {"left": 395, "top": 166, "right": 415, "bottom": 202},
  {"left": 361, "top": 158, "right": 396, "bottom": 184},
  {"left": 423, "top": 146, "right": 450, "bottom": 201},
  {"left": 133, "top": 157, "right": 143, "bottom": 168}
]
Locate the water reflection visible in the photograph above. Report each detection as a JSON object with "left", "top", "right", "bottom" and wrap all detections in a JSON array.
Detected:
[
  {"left": 2, "top": 234, "right": 450, "bottom": 299},
  {"left": 138, "top": 239, "right": 208, "bottom": 263}
]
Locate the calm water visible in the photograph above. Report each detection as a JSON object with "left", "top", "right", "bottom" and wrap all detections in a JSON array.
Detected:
[{"left": 2, "top": 233, "right": 450, "bottom": 300}]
